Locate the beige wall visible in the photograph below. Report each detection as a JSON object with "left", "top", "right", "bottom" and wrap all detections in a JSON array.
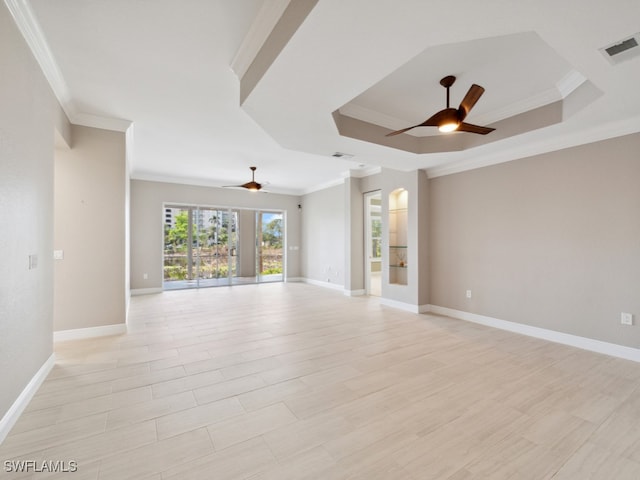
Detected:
[
  {"left": 130, "top": 180, "right": 302, "bottom": 289},
  {"left": 344, "top": 177, "right": 364, "bottom": 292},
  {"left": 54, "top": 125, "right": 127, "bottom": 331},
  {"left": 428, "top": 133, "right": 640, "bottom": 348},
  {"left": 0, "top": 2, "right": 66, "bottom": 422},
  {"left": 301, "top": 184, "right": 345, "bottom": 285}
]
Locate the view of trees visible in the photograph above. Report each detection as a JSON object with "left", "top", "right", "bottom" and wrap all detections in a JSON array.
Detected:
[
  {"left": 262, "top": 216, "right": 282, "bottom": 248},
  {"left": 163, "top": 208, "right": 283, "bottom": 281}
]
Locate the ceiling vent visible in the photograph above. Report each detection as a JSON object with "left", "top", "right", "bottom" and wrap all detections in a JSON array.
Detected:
[
  {"left": 332, "top": 152, "right": 354, "bottom": 159},
  {"left": 600, "top": 33, "right": 640, "bottom": 65}
]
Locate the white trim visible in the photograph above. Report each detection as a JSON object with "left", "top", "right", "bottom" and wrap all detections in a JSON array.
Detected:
[
  {"left": 54, "top": 323, "right": 126, "bottom": 342},
  {"left": 345, "top": 289, "right": 366, "bottom": 297},
  {"left": 0, "top": 354, "right": 55, "bottom": 444},
  {"left": 426, "top": 115, "right": 640, "bottom": 179},
  {"left": 72, "top": 112, "right": 132, "bottom": 133},
  {"left": 131, "top": 287, "right": 163, "bottom": 296},
  {"left": 285, "top": 277, "right": 305, "bottom": 283},
  {"left": 339, "top": 103, "right": 409, "bottom": 131},
  {"left": 4, "top": 0, "right": 136, "bottom": 133},
  {"left": 427, "top": 305, "right": 640, "bottom": 363},
  {"left": 230, "top": 0, "right": 291, "bottom": 79},
  {"left": 301, "top": 177, "right": 345, "bottom": 195},
  {"left": 348, "top": 165, "right": 382, "bottom": 179},
  {"left": 131, "top": 172, "right": 302, "bottom": 196},
  {"left": 340, "top": 87, "right": 562, "bottom": 137},
  {"left": 300, "top": 278, "right": 344, "bottom": 292},
  {"left": 4, "top": 0, "right": 74, "bottom": 117},
  {"left": 471, "top": 87, "right": 561, "bottom": 127},
  {"left": 379, "top": 297, "right": 422, "bottom": 314},
  {"left": 556, "top": 69, "right": 587, "bottom": 98}
]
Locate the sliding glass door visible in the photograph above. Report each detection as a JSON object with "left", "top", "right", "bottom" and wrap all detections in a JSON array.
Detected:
[
  {"left": 257, "top": 211, "right": 284, "bottom": 283},
  {"left": 163, "top": 205, "right": 284, "bottom": 289},
  {"left": 194, "top": 208, "right": 239, "bottom": 287}
]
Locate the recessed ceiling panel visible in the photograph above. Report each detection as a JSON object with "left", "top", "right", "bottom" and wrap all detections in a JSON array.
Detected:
[{"left": 340, "top": 32, "right": 574, "bottom": 135}]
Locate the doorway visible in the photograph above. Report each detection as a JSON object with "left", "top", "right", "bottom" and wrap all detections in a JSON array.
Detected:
[
  {"left": 364, "top": 191, "right": 382, "bottom": 296},
  {"left": 256, "top": 211, "right": 284, "bottom": 283}
]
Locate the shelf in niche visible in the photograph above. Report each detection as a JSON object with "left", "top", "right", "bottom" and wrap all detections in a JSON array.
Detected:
[{"left": 389, "top": 188, "right": 408, "bottom": 285}]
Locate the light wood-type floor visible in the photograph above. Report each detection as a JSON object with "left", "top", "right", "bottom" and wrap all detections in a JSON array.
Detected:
[{"left": 2, "top": 283, "right": 640, "bottom": 479}]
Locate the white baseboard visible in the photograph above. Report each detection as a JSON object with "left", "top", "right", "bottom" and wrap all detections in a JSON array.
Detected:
[
  {"left": 427, "top": 305, "right": 640, "bottom": 363},
  {"left": 0, "top": 354, "right": 55, "bottom": 444},
  {"left": 380, "top": 298, "right": 422, "bottom": 314},
  {"left": 131, "top": 287, "right": 162, "bottom": 296},
  {"left": 300, "top": 278, "right": 344, "bottom": 292},
  {"left": 286, "top": 277, "right": 305, "bottom": 283},
  {"left": 345, "top": 289, "right": 366, "bottom": 297},
  {"left": 54, "top": 323, "right": 127, "bottom": 342}
]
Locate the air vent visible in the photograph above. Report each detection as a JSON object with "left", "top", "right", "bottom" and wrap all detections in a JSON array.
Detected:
[
  {"left": 605, "top": 37, "right": 638, "bottom": 56},
  {"left": 332, "top": 152, "right": 354, "bottom": 159},
  {"left": 600, "top": 32, "right": 640, "bottom": 65}
]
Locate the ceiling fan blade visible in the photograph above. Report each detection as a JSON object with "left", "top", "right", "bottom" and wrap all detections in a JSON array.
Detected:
[
  {"left": 386, "top": 125, "right": 421, "bottom": 137},
  {"left": 457, "top": 122, "right": 495, "bottom": 135},
  {"left": 458, "top": 84, "right": 485, "bottom": 120},
  {"left": 223, "top": 166, "right": 263, "bottom": 191},
  {"left": 422, "top": 109, "right": 457, "bottom": 127},
  {"left": 386, "top": 109, "right": 452, "bottom": 137}
]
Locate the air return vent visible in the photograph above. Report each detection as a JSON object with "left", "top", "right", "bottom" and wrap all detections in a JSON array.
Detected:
[
  {"left": 332, "top": 152, "right": 354, "bottom": 159},
  {"left": 600, "top": 33, "right": 640, "bottom": 65}
]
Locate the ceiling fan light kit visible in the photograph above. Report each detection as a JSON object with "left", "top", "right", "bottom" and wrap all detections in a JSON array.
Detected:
[
  {"left": 386, "top": 75, "right": 495, "bottom": 137},
  {"left": 223, "top": 166, "right": 263, "bottom": 192}
]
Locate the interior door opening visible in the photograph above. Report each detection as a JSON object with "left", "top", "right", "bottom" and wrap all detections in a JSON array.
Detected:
[{"left": 364, "top": 191, "right": 382, "bottom": 296}]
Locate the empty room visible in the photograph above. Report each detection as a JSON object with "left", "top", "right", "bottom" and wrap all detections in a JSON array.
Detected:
[{"left": 1, "top": 0, "right": 639, "bottom": 479}]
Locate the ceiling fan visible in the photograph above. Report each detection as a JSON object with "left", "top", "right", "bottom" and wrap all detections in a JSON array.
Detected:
[
  {"left": 386, "top": 75, "right": 495, "bottom": 137},
  {"left": 223, "top": 166, "right": 264, "bottom": 192}
]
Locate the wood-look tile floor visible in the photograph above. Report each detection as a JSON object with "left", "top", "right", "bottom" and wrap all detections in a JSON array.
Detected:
[{"left": 2, "top": 282, "right": 640, "bottom": 479}]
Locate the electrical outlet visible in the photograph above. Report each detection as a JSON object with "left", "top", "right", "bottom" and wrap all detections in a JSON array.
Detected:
[
  {"left": 143, "top": 273, "right": 148, "bottom": 280},
  {"left": 621, "top": 312, "right": 634, "bottom": 326},
  {"left": 466, "top": 290, "right": 472, "bottom": 299}
]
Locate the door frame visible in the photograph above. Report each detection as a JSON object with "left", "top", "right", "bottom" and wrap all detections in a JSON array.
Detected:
[{"left": 364, "top": 190, "right": 382, "bottom": 296}]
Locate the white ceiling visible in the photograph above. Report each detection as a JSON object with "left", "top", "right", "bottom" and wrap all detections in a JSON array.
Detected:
[{"left": 19, "top": 0, "right": 640, "bottom": 194}]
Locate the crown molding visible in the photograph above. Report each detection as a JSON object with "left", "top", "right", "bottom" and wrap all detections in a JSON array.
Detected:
[
  {"left": 301, "top": 176, "right": 345, "bottom": 195},
  {"left": 4, "top": 0, "right": 74, "bottom": 116},
  {"left": 72, "top": 112, "right": 132, "bottom": 133},
  {"left": 341, "top": 86, "right": 564, "bottom": 137},
  {"left": 230, "top": 0, "right": 291, "bottom": 79},
  {"left": 427, "top": 115, "right": 640, "bottom": 178},
  {"left": 350, "top": 165, "right": 382, "bottom": 178},
  {"left": 339, "top": 103, "right": 408, "bottom": 132},
  {"left": 131, "top": 171, "right": 303, "bottom": 196},
  {"left": 5, "top": 0, "right": 134, "bottom": 133},
  {"left": 556, "top": 69, "right": 587, "bottom": 98},
  {"left": 471, "top": 86, "right": 561, "bottom": 126}
]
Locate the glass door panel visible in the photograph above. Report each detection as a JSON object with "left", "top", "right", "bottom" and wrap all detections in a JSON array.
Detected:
[
  {"left": 193, "top": 208, "right": 220, "bottom": 286},
  {"left": 228, "top": 210, "right": 239, "bottom": 282},
  {"left": 163, "top": 205, "right": 283, "bottom": 289},
  {"left": 163, "top": 206, "right": 198, "bottom": 289},
  {"left": 257, "top": 211, "right": 283, "bottom": 283}
]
